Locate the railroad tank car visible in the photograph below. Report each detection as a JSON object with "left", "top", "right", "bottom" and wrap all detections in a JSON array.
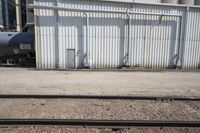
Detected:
[{"left": 0, "top": 32, "right": 35, "bottom": 65}]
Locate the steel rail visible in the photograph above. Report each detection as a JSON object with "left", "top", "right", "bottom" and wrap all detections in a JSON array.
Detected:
[
  {"left": 0, "top": 94, "right": 199, "bottom": 101},
  {"left": 0, "top": 119, "right": 200, "bottom": 127}
]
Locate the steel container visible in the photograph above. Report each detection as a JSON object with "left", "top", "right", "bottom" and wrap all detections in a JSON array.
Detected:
[
  {"left": 133, "top": 0, "right": 162, "bottom": 3},
  {"left": 162, "top": 0, "right": 179, "bottom": 4},
  {"left": 179, "top": 0, "right": 195, "bottom": 5},
  {"left": 195, "top": 0, "right": 200, "bottom": 5}
]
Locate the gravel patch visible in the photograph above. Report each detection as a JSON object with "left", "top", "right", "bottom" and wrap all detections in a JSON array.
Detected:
[
  {"left": 0, "top": 126, "right": 200, "bottom": 133},
  {"left": 0, "top": 99, "right": 199, "bottom": 121}
]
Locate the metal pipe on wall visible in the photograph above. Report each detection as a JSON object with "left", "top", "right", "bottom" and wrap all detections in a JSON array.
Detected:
[
  {"left": 176, "top": 16, "right": 183, "bottom": 68},
  {"left": 180, "top": 7, "right": 189, "bottom": 68},
  {"left": 126, "top": 13, "right": 131, "bottom": 66},
  {"left": 15, "top": 0, "right": 22, "bottom": 32},
  {"left": 84, "top": 12, "right": 90, "bottom": 67},
  {"left": 55, "top": 0, "right": 59, "bottom": 68}
]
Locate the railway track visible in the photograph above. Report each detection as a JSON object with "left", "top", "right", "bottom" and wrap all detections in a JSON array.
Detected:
[
  {"left": 0, "top": 94, "right": 200, "bottom": 101},
  {"left": 0, "top": 119, "right": 200, "bottom": 128},
  {"left": 1, "top": 94, "right": 199, "bottom": 129}
]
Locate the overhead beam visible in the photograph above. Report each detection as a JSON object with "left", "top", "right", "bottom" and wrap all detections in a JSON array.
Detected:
[{"left": 28, "top": 4, "right": 182, "bottom": 17}]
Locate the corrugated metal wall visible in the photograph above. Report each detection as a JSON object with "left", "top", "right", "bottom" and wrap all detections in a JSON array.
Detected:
[
  {"left": 35, "top": 0, "right": 57, "bottom": 69},
  {"left": 58, "top": 11, "right": 85, "bottom": 69},
  {"left": 100, "top": 0, "right": 161, "bottom": 3},
  {"left": 183, "top": 8, "right": 200, "bottom": 69},
  {"left": 133, "top": 0, "right": 161, "bottom": 3},
  {"left": 57, "top": 0, "right": 127, "bottom": 69},
  {"left": 87, "top": 12, "right": 126, "bottom": 69},
  {"left": 128, "top": 15, "right": 180, "bottom": 69},
  {"left": 34, "top": 0, "right": 200, "bottom": 70},
  {"left": 130, "top": 5, "right": 183, "bottom": 69}
]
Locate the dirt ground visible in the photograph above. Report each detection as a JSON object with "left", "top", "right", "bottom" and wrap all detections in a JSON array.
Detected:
[
  {"left": 0, "top": 99, "right": 199, "bottom": 121},
  {"left": 0, "top": 67, "right": 199, "bottom": 97},
  {"left": 0, "top": 126, "right": 200, "bottom": 133},
  {"left": 0, "top": 68, "right": 200, "bottom": 133}
]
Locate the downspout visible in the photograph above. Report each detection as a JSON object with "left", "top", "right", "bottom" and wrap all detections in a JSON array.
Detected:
[
  {"left": 176, "top": 15, "right": 183, "bottom": 68},
  {"left": 15, "top": 0, "right": 22, "bottom": 32},
  {"left": 178, "top": 7, "right": 189, "bottom": 69},
  {"left": 84, "top": 12, "right": 90, "bottom": 67},
  {"left": 55, "top": 0, "right": 59, "bottom": 68},
  {"left": 126, "top": 13, "right": 131, "bottom": 66}
]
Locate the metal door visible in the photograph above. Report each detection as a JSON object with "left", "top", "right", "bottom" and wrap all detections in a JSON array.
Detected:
[{"left": 66, "top": 49, "right": 75, "bottom": 69}]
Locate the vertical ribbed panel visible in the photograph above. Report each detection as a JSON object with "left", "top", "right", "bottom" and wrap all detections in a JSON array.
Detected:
[
  {"left": 132, "top": 0, "right": 161, "bottom": 3},
  {"left": 179, "top": 0, "right": 195, "bottom": 5},
  {"left": 128, "top": 15, "right": 179, "bottom": 69},
  {"left": 35, "top": 0, "right": 56, "bottom": 69},
  {"left": 58, "top": 10, "right": 85, "bottom": 69},
  {"left": 99, "top": 0, "right": 161, "bottom": 3},
  {"left": 183, "top": 8, "right": 200, "bottom": 69},
  {"left": 57, "top": 0, "right": 127, "bottom": 69},
  {"left": 88, "top": 13, "right": 125, "bottom": 69},
  {"left": 161, "top": 0, "right": 179, "bottom": 4},
  {"left": 127, "top": 5, "right": 181, "bottom": 69},
  {"left": 133, "top": 0, "right": 161, "bottom": 3}
]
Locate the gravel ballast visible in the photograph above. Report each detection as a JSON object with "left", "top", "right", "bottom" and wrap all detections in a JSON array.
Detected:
[
  {"left": 0, "top": 99, "right": 199, "bottom": 121},
  {"left": 0, "top": 126, "right": 200, "bottom": 133}
]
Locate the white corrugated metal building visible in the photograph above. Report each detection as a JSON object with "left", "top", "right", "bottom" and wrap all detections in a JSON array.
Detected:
[{"left": 30, "top": 0, "right": 200, "bottom": 69}]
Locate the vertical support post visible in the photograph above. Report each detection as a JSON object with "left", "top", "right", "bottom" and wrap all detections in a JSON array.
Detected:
[
  {"left": 15, "top": 0, "right": 22, "bottom": 32},
  {"left": 34, "top": 3, "right": 39, "bottom": 68},
  {"left": 84, "top": 12, "right": 90, "bottom": 67},
  {"left": 126, "top": 13, "right": 131, "bottom": 66},
  {"left": 3, "top": 0, "right": 9, "bottom": 28},
  {"left": 179, "top": 7, "right": 189, "bottom": 69},
  {"left": 176, "top": 15, "right": 183, "bottom": 69},
  {"left": 54, "top": 0, "right": 59, "bottom": 68}
]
